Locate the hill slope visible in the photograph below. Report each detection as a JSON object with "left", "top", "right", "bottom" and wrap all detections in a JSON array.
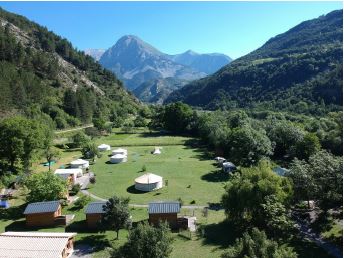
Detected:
[
  {"left": 166, "top": 10, "right": 343, "bottom": 114},
  {"left": 0, "top": 8, "right": 139, "bottom": 128},
  {"left": 99, "top": 35, "right": 206, "bottom": 91},
  {"left": 84, "top": 48, "right": 105, "bottom": 61}
]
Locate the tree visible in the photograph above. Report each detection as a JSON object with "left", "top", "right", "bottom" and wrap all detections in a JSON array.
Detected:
[
  {"left": 221, "top": 160, "right": 293, "bottom": 229},
  {"left": 101, "top": 195, "right": 131, "bottom": 239},
  {"left": 25, "top": 171, "right": 67, "bottom": 202},
  {"left": 0, "top": 116, "right": 50, "bottom": 171},
  {"left": 221, "top": 228, "right": 297, "bottom": 258},
  {"left": 112, "top": 221, "right": 173, "bottom": 258},
  {"left": 161, "top": 102, "right": 193, "bottom": 134},
  {"left": 44, "top": 146, "right": 61, "bottom": 172},
  {"left": 261, "top": 195, "right": 294, "bottom": 239},
  {"left": 81, "top": 142, "right": 100, "bottom": 162},
  {"left": 228, "top": 126, "right": 273, "bottom": 166},
  {"left": 93, "top": 116, "right": 107, "bottom": 131},
  {"left": 71, "top": 131, "right": 90, "bottom": 148},
  {"left": 295, "top": 133, "right": 321, "bottom": 160}
]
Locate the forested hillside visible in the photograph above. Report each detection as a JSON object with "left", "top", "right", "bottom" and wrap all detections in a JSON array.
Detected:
[
  {"left": 0, "top": 8, "right": 140, "bottom": 129},
  {"left": 166, "top": 10, "right": 343, "bottom": 115}
]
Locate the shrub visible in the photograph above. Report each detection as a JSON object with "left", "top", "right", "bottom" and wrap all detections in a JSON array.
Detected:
[
  {"left": 70, "top": 183, "right": 81, "bottom": 195},
  {"left": 89, "top": 176, "right": 96, "bottom": 184},
  {"left": 74, "top": 195, "right": 91, "bottom": 209},
  {"left": 141, "top": 165, "right": 147, "bottom": 172},
  {"left": 190, "top": 200, "right": 196, "bottom": 204}
]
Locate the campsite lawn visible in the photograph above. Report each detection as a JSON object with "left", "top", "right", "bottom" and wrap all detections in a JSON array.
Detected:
[{"left": 88, "top": 139, "right": 227, "bottom": 205}]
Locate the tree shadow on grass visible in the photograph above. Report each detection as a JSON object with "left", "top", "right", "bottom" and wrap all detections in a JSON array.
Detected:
[
  {"left": 77, "top": 234, "right": 111, "bottom": 253},
  {"left": 5, "top": 220, "right": 65, "bottom": 232},
  {"left": 126, "top": 185, "right": 146, "bottom": 194},
  {"left": 201, "top": 170, "right": 229, "bottom": 182},
  {"left": 198, "top": 220, "right": 239, "bottom": 249},
  {"left": 0, "top": 203, "right": 26, "bottom": 221}
]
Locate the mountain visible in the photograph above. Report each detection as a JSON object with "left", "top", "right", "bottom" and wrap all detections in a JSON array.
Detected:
[
  {"left": 84, "top": 48, "right": 105, "bottom": 61},
  {"left": 166, "top": 10, "right": 343, "bottom": 114},
  {"left": 168, "top": 50, "right": 232, "bottom": 74},
  {"left": 99, "top": 35, "right": 207, "bottom": 91},
  {"left": 133, "top": 77, "right": 188, "bottom": 104},
  {"left": 0, "top": 8, "right": 139, "bottom": 128}
]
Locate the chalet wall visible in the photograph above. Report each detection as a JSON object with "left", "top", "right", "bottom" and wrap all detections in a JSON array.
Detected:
[
  {"left": 149, "top": 213, "right": 178, "bottom": 229},
  {"left": 86, "top": 214, "right": 102, "bottom": 228},
  {"left": 25, "top": 205, "right": 61, "bottom": 227}
]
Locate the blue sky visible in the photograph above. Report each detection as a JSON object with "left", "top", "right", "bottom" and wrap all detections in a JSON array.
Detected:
[{"left": 0, "top": 1, "right": 342, "bottom": 58}]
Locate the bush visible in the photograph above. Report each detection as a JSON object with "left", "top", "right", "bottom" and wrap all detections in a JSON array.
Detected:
[
  {"left": 74, "top": 195, "right": 91, "bottom": 209},
  {"left": 190, "top": 200, "right": 196, "bottom": 204},
  {"left": 141, "top": 165, "right": 147, "bottom": 172},
  {"left": 70, "top": 183, "right": 81, "bottom": 195},
  {"left": 89, "top": 176, "right": 96, "bottom": 184}
]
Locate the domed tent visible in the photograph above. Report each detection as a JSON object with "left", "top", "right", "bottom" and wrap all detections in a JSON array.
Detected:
[
  {"left": 98, "top": 144, "right": 111, "bottom": 152},
  {"left": 112, "top": 148, "right": 127, "bottom": 156},
  {"left": 70, "top": 159, "right": 89, "bottom": 169},
  {"left": 152, "top": 147, "right": 161, "bottom": 155},
  {"left": 135, "top": 173, "right": 163, "bottom": 192},
  {"left": 110, "top": 154, "right": 127, "bottom": 164}
]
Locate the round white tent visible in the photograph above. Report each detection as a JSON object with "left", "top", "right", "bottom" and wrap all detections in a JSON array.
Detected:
[
  {"left": 54, "top": 168, "right": 82, "bottom": 184},
  {"left": 135, "top": 173, "right": 163, "bottom": 192},
  {"left": 110, "top": 154, "right": 127, "bottom": 164},
  {"left": 70, "top": 159, "right": 89, "bottom": 169},
  {"left": 152, "top": 147, "right": 161, "bottom": 155},
  {"left": 98, "top": 144, "right": 111, "bottom": 152},
  {"left": 112, "top": 148, "right": 127, "bottom": 156}
]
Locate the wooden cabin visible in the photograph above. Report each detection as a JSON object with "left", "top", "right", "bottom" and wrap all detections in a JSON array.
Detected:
[
  {"left": 148, "top": 201, "right": 180, "bottom": 229},
  {"left": 24, "top": 201, "right": 62, "bottom": 227},
  {"left": 85, "top": 201, "right": 106, "bottom": 228},
  {"left": 0, "top": 231, "right": 77, "bottom": 258}
]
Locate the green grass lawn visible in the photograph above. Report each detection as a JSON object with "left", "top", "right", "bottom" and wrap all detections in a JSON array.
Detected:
[{"left": 89, "top": 143, "right": 226, "bottom": 205}]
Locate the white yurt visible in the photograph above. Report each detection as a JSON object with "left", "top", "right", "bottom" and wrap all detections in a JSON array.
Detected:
[
  {"left": 54, "top": 168, "right": 82, "bottom": 184},
  {"left": 112, "top": 148, "right": 128, "bottom": 156},
  {"left": 152, "top": 147, "right": 161, "bottom": 155},
  {"left": 70, "top": 159, "right": 89, "bottom": 169},
  {"left": 135, "top": 173, "right": 163, "bottom": 192},
  {"left": 98, "top": 144, "right": 111, "bottom": 152},
  {"left": 110, "top": 154, "right": 127, "bottom": 164}
]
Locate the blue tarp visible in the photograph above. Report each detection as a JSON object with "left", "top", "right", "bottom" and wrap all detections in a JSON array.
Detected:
[{"left": 0, "top": 200, "right": 9, "bottom": 208}]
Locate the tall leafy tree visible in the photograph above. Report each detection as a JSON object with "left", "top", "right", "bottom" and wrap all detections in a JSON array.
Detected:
[
  {"left": 112, "top": 221, "right": 173, "bottom": 258},
  {"left": 25, "top": 171, "right": 67, "bottom": 202},
  {"left": 221, "top": 228, "right": 297, "bottom": 258},
  {"left": 101, "top": 195, "right": 131, "bottom": 239}
]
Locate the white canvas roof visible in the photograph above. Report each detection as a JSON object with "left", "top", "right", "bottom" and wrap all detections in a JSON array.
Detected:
[
  {"left": 223, "top": 162, "right": 236, "bottom": 168},
  {"left": 0, "top": 232, "right": 76, "bottom": 258},
  {"left": 98, "top": 144, "right": 110, "bottom": 148},
  {"left": 153, "top": 149, "right": 161, "bottom": 154},
  {"left": 54, "top": 168, "right": 82, "bottom": 175},
  {"left": 111, "top": 154, "right": 126, "bottom": 159},
  {"left": 135, "top": 173, "right": 162, "bottom": 184},
  {"left": 70, "top": 159, "right": 88, "bottom": 165}
]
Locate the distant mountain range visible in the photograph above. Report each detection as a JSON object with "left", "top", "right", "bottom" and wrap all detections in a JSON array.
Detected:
[
  {"left": 85, "top": 35, "right": 232, "bottom": 102},
  {"left": 84, "top": 49, "right": 105, "bottom": 61},
  {"left": 166, "top": 10, "right": 343, "bottom": 112}
]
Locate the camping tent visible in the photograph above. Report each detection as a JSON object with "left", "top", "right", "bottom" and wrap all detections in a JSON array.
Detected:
[
  {"left": 70, "top": 159, "right": 89, "bottom": 169},
  {"left": 110, "top": 154, "right": 127, "bottom": 164},
  {"left": 152, "top": 148, "right": 161, "bottom": 155},
  {"left": 222, "top": 162, "right": 236, "bottom": 173},
  {"left": 135, "top": 173, "right": 163, "bottom": 192},
  {"left": 112, "top": 148, "right": 127, "bottom": 156},
  {"left": 97, "top": 144, "right": 111, "bottom": 152},
  {"left": 54, "top": 168, "right": 82, "bottom": 184}
]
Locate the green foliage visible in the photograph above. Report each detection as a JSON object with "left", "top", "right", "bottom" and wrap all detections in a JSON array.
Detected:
[
  {"left": 112, "top": 221, "right": 173, "bottom": 258},
  {"left": 228, "top": 125, "right": 273, "bottom": 166},
  {"left": 221, "top": 228, "right": 297, "bottom": 258},
  {"left": 44, "top": 146, "right": 61, "bottom": 172},
  {"left": 70, "top": 183, "right": 81, "bottom": 195},
  {"left": 71, "top": 132, "right": 90, "bottom": 148},
  {"left": 160, "top": 102, "right": 193, "bottom": 134},
  {"left": 92, "top": 116, "right": 107, "bottom": 131},
  {"left": 101, "top": 195, "right": 131, "bottom": 239},
  {"left": 295, "top": 133, "right": 321, "bottom": 160},
  {"left": 81, "top": 142, "right": 101, "bottom": 162},
  {"left": 134, "top": 116, "right": 147, "bottom": 127},
  {"left": 221, "top": 160, "right": 293, "bottom": 229},
  {"left": 74, "top": 195, "right": 90, "bottom": 209},
  {"left": 25, "top": 171, "right": 67, "bottom": 202},
  {"left": 288, "top": 150, "right": 343, "bottom": 210},
  {"left": 0, "top": 116, "right": 51, "bottom": 171}
]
